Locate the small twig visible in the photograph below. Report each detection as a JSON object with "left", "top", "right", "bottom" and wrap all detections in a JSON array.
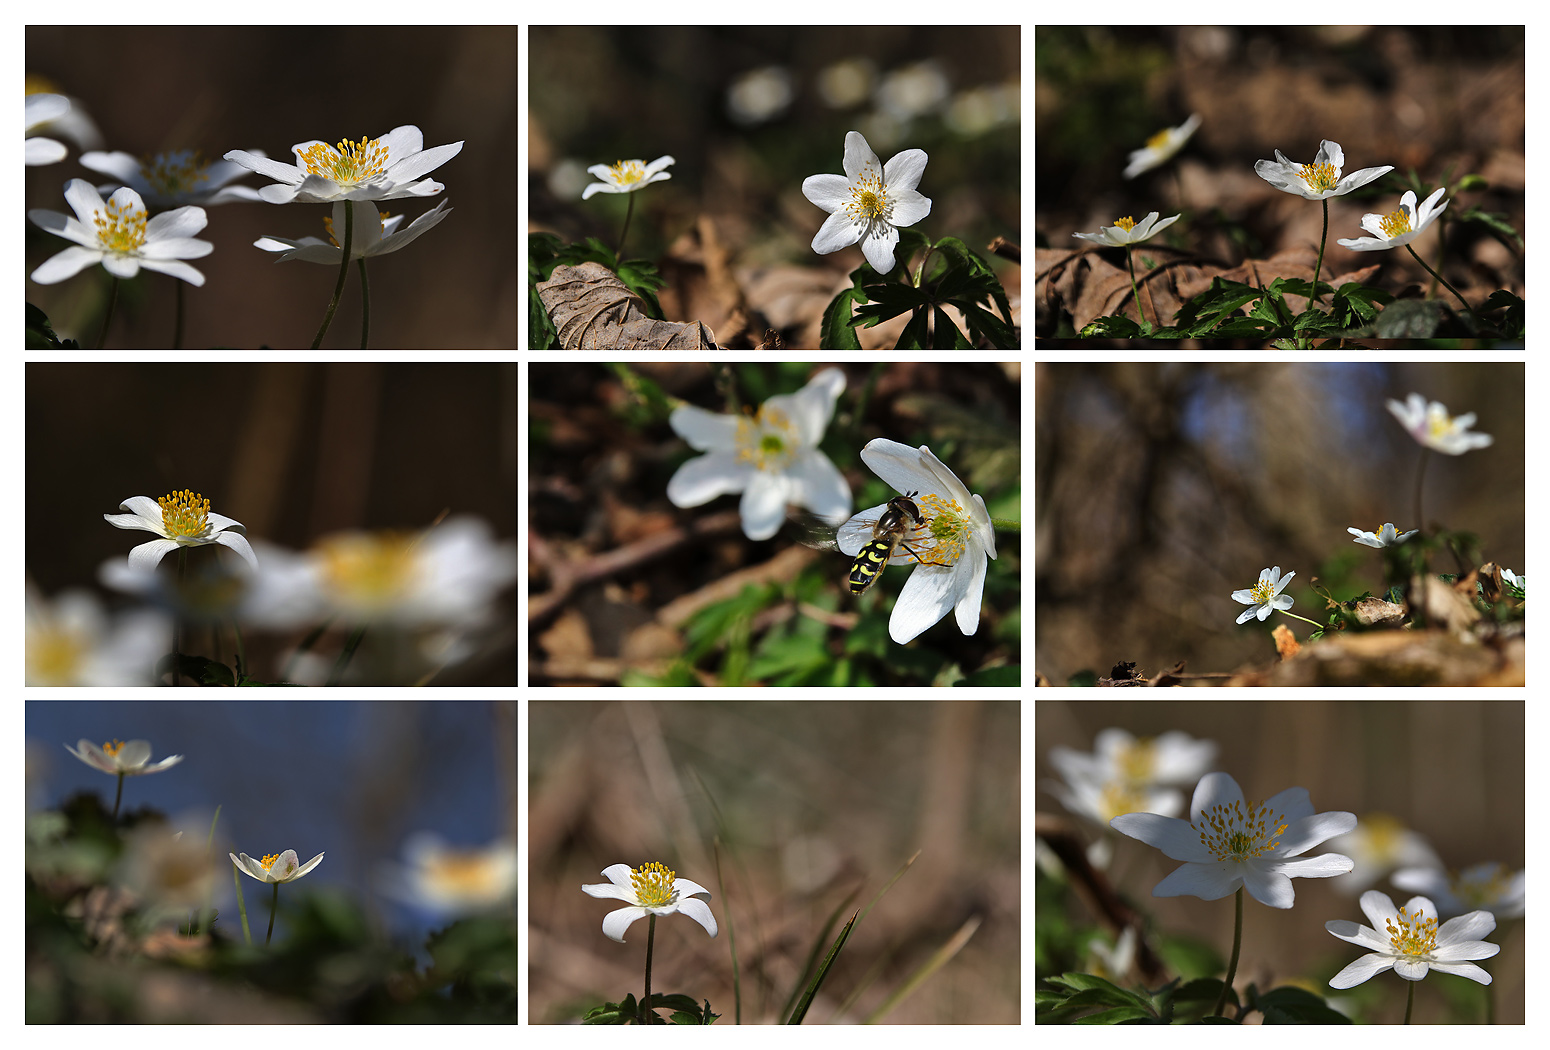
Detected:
[{"left": 986, "top": 237, "right": 1021, "bottom": 265}]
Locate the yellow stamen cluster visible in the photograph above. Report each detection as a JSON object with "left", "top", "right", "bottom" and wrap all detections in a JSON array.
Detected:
[
  {"left": 1299, "top": 162, "right": 1339, "bottom": 193},
  {"left": 158, "top": 490, "right": 211, "bottom": 538},
  {"left": 260, "top": 853, "right": 280, "bottom": 871},
  {"left": 1359, "top": 813, "right": 1404, "bottom": 860},
  {"left": 322, "top": 210, "right": 390, "bottom": 249},
  {"left": 93, "top": 197, "right": 149, "bottom": 253},
  {"left": 299, "top": 135, "right": 389, "bottom": 184},
  {"left": 1250, "top": 579, "right": 1277, "bottom": 604},
  {"left": 141, "top": 150, "right": 210, "bottom": 197},
  {"left": 845, "top": 167, "right": 890, "bottom": 223},
  {"left": 735, "top": 406, "right": 796, "bottom": 471},
  {"left": 1146, "top": 129, "right": 1172, "bottom": 150},
  {"left": 1385, "top": 904, "right": 1438, "bottom": 957},
  {"left": 1379, "top": 206, "right": 1413, "bottom": 239},
  {"left": 103, "top": 739, "right": 126, "bottom": 756},
  {"left": 608, "top": 159, "right": 646, "bottom": 187},
  {"left": 315, "top": 531, "right": 420, "bottom": 604},
  {"left": 1112, "top": 216, "right": 1138, "bottom": 231},
  {"left": 630, "top": 861, "right": 678, "bottom": 907},
  {"left": 916, "top": 493, "right": 970, "bottom": 566},
  {"left": 1115, "top": 738, "right": 1158, "bottom": 784},
  {"left": 1099, "top": 780, "right": 1150, "bottom": 822},
  {"left": 430, "top": 852, "right": 494, "bottom": 893},
  {"left": 1197, "top": 798, "right": 1289, "bottom": 862}
]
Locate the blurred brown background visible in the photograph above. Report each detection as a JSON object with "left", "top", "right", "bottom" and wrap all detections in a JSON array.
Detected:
[
  {"left": 1036, "top": 699, "right": 1525, "bottom": 1024},
  {"left": 25, "top": 25, "right": 517, "bottom": 349},
  {"left": 26, "top": 362, "right": 518, "bottom": 683},
  {"left": 1035, "top": 362, "right": 1524, "bottom": 683},
  {"left": 527, "top": 700, "right": 1020, "bottom": 1023}
]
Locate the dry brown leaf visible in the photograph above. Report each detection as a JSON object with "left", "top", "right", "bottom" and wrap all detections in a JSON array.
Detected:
[
  {"left": 1272, "top": 624, "right": 1301, "bottom": 660},
  {"left": 536, "top": 262, "right": 719, "bottom": 349}
]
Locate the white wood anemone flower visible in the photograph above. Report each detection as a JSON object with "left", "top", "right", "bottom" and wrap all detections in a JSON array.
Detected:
[
  {"left": 848, "top": 438, "right": 996, "bottom": 644},
  {"left": 255, "top": 199, "right": 452, "bottom": 263},
  {"left": 230, "top": 849, "right": 325, "bottom": 884},
  {"left": 1072, "top": 211, "right": 1180, "bottom": 247},
  {"left": 26, "top": 93, "right": 71, "bottom": 165},
  {"left": 1123, "top": 113, "right": 1201, "bottom": 180},
  {"left": 1048, "top": 728, "right": 1219, "bottom": 824},
  {"left": 28, "top": 179, "right": 212, "bottom": 286},
  {"left": 802, "top": 130, "right": 932, "bottom": 274},
  {"left": 582, "top": 862, "right": 718, "bottom": 943},
  {"left": 582, "top": 155, "right": 675, "bottom": 198},
  {"left": 1337, "top": 187, "right": 1449, "bottom": 251},
  {"left": 1392, "top": 862, "right": 1525, "bottom": 920},
  {"left": 104, "top": 490, "right": 258, "bottom": 573},
  {"left": 64, "top": 738, "right": 184, "bottom": 776},
  {"left": 1347, "top": 523, "right": 1418, "bottom": 548},
  {"left": 26, "top": 585, "right": 169, "bottom": 686},
  {"left": 80, "top": 148, "right": 265, "bottom": 208},
  {"left": 1110, "top": 771, "right": 1356, "bottom": 909},
  {"left": 667, "top": 367, "right": 852, "bottom": 541},
  {"left": 223, "top": 125, "right": 463, "bottom": 204},
  {"left": 379, "top": 833, "right": 517, "bottom": 917},
  {"left": 1325, "top": 815, "right": 1443, "bottom": 896},
  {"left": 1386, "top": 392, "right": 1493, "bottom": 455},
  {"left": 1254, "top": 139, "right": 1393, "bottom": 201},
  {"left": 1326, "top": 890, "right": 1499, "bottom": 987},
  {"left": 1231, "top": 565, "right": 1296, "bottom": 624}
]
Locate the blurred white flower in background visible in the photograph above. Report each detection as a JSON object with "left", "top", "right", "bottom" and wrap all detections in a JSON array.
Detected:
[
  {"left": 379, "top": 833, "right": 517, "bottom": 917},
  {"left": 26, "top": 585, "right": 169, "bottom": 686}
]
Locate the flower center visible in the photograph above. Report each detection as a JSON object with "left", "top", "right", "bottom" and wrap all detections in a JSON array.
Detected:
[
  {"left": 158, "top": 490, "right": 211, "bottom": 539},
  {"left": 1379, "top": 206, "right": 1413, "bottom": 239},
  {"left": 260, "top": 853, "right": 280, "bottom": 871},
  {"left": 26, "top": 627, "right": 86, "bottom": 685},
  {"left": 608, "top": 159, "right": 647, "bottom": 187},
  {"left": 1197, "top": 798, "right": 1289, "bottom": 862},
  {"left": 1299, "top": 162, "right": 1339, "bottom": 193},
  {"left": 1099, "top": 779, "right": 1150, "bottom": 822},
  {"left": 315, "top": 531, "right": 421, "bottom": 607},
  {"left": 1385, "top": 904, "right": 1438, "bottom": 957},
  {"left": 1146, "top": 129, "right": 1172, "bottom": 150},
  {"left": 103, "top": 739, "right": 126, "bottom": 757},
  {"left": 93, "top": 196, "right": 149, "bottom": 254},
  {"left": 916, "top": 493, "right": 971, "bottom": 566},
  {"left": 299, "top": 135, "right": 390, "bottom": 186},
  {"left": 323, "top": 210, "right": 390, "bottom": 249},
  {"left": 1452, "top": 862, "right": 1509, "bottom": 909},
  {"left": 1114, "top": 738, "right": 1157, "bottom": 783},
  {"left": 429, "top": 852, "right": 498, "bottom": 894},
  {"left": 735, "top": 405, "right": 797, "bottom": 471},
  {"left": 141, "top": 150, "right": 211, "bottom": 198},
  {"left": 1359, "top": 813, "right": 1405, "bottom": 861},
  {"left": 1112, "top": 216, "right": 1137, "bottom": 231},
  {"left": 630, "top": 861, "right": 677, "bottom": 907},
  {"left": 844, "top": 167, "right": 889, "bottom": 223},
  {"left": 1250, "top": 579, "right": 1277, "bottom": 604}
]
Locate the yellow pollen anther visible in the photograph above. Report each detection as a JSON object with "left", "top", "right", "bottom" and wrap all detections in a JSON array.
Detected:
[
  {"left": 1146, "top": 129, "right": 1172, "bottom": 150},
  {"left": 93, "top": 197, "right": 149, "bottom": 253},
  {"left": 630, "top": 861, "right": 677, "bottom": 907},
  {"left": 1385, "top": 905, "right": 1438, "bottom": 957},
  {"left": 158, "top": 490, "right": 211, "bottom": 539},
  {"left": 846, "top": 169, "right": 888, "bottom": 222},
  {"left": 315, "top": 531, "right": 421, "bottom": 606},
  {"left": 1115, "top": 738, "right": 1157, "bottom": 783},
  {"left": 103, "top": 739, "right": 126, "bottom": 756},
  {"left": 1112, "top": 216, "right": 1138, "bottom": 231},
  {"left": 260, "top": 853, "right": 280, "bottom": 871},
  {"left": 1197, "top": 798, "right": 1289, "bottom": 862},
  {"left": 915, "top": 493, "right": 969, "bottom": 567},
  {"left": 141, "top": 150, "right": 210, "bottom": 197},
  {"left": 608, "top": 159, "right": 647, "bottom": 186},
  {"left": 1250, "top": 580, "right": 1276, "bottom": 604},
  {"left": 1379, "top": 206, "right": 1413, "bottom": 239},
  {"left": 735, "top": 405, "right": 796, "bottom": 470},
  {"left": 299, "top": 135, "right": 389, "bottom": 185},
  {"left": 1300, "top": 161, "right": 1339, "bottom": 193}
]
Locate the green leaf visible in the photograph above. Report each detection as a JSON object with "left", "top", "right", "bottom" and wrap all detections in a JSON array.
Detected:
[
  {"left": 1072, "top": 1005, "right": 1155, "bottom": 1024},
  {"left": 894, "top": 307, "right": 930, "bottom": 349},
  {"left": 1373, "top": 298, "right": 1443, "bottom": 338},
  {"left": 930, "top": 306, "right": 973, "bottom": 348},
  {"left": 786, "top": 910, "right": 857, "bottom": 1023},
  {"left": 582, "top": 995, "right": 637, "bottom": 1024},
  {"left": 820, "top": 268, "right": 869, "bottom": 349},
  {"left": 1255, "top": 986, "right": 1350, "bottom": 1024},
  {"left": 1079, "top": 315, "right": 1141, "bottom": 338},
  {"left": 1330, "top": 282, "right": 1392, "bottom": 327},
  {"left": 1480, "top": 289, "right": 1525, "bottom": 337},
  {"left": 26, "top": 302, "right": 81, "bottom": 349}
]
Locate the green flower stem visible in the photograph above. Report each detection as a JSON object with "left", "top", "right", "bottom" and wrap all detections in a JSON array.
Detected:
[
  {"left": 327, "top": 625, "right": 368, "bottom": 686},
  {"left": 112, "top": 771, "right": 125, "bottom": 821},
  {"left": 1404, "top": 976, "right": 1414, "bottom": 1024},
  {"left": 1278, "top": 609, "right": 1325, "bottom": 630},
  {"left": 990, "top": 517, "right": 1021, "bottom": 531},
  {"left": 616, "top": 192, "right": 636, "bottom": 260},
  {"left": 233, "top": 860, "right": 252, "bottom": 946},
  {"left": 1404, "top": 243, "right": 1482, "bottom": 330},
  {"left": 1212, "top": 886, "right": 1243, "bottom": 1018},
  {"left": 95, "top": 276, "right": 119, "bottom": 349},
  {"left": 311, "top": 200, "right": 354, "bottom": 349},
  {"left": 642, "top": 912, "right": 657, "bottom": 1024},
  {"left": 1124, "top": 245, "right": 1149, "bottom": 327},
  {"left": 357, "top": 258, "right": 370, "bottom": 349},
  {"left": 174, "top": 277, "right": 185, "bottom": 350},
  {"left": 1311, "top": 197, "right": 1329, "bottom": 305},
  {"left": 232, "top": 616, "right": 248, "bottom": 682},
  {"left": 173, "top": 547, "right": 187, "bottom": 687},
  {"left": 266, "top": 881, "right": 279, "bottom": 946},
  {"left": 195, "top": 805, "right": 221, "bottom": 936}
]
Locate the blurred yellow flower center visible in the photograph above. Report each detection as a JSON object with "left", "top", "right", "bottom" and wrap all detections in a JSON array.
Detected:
[
  {"left": 299, "top": 135, "right": 389, "bottom": 185},
  {"left": 735, "top": 405, "right": 796, "bottom": 471},
  {"left": 1360, "top": 813, "right": 1405, "bottom": 861},
  {"left": 104, "top": 739, "right": 126, "bottom": 756},
  {"left": 1114, "top": 738, "right": 1157, "bottom": 783},
  {"left": 1379, "top": 206, "right": 1413, "bottom": 239},
  {"left": 316, "top": 532, "right": 421, "bottom": 605},
  {"left": 141, "top": 150, "right": 211, "bottom": 197},
  {"left": 918, "top": 493, "right": 969, "bottom": 566},
  {"left": 1385, "top": 904, "right": 1438, "bottom": 957},
  {"left": 1113, "top": 216, "right": 1138, "bottom": 231},
  {"left": 260, "top": 853, "right": 280, "bottom": 871},
  {"left": 158, "top": 490, "right": 211, "bottom": 538},
  {"left": 630, "top": 861, "right": 677, "bottom": 907},
  {"left": 1099, "top": 780, "right": 1149, "bottom": 822},
  {"left": 93, "top": 196, "right": 149, "bottom": 253},
  {"left": 1453, "top": 864, "right": 1509, "bottom": 909},
  {"left": 26, "top": 627, "right": 85, "bottom": 685},
  {"left": 846, "top": 169, "right": 889, "bottom": 222},
  {"left": 608, "top": 159, "right": 647, "bottom": 186},
  {"left": 323, "top": 210, "right": 390, "bottom": 249},
  {"left": 429, "top": 852, "right": 498, "bottom": 893},
  {"left": 1146, "top": 128, "right": 1172, "bottom": 150},
  {"left": 1198, "top": 799, "right": 1288, "bottom": 861},
  {"left": 1300, "top": 162, "right": 1338, "bottom": 193},
  {"left": 1250, "top": 579, "right": 1277, "bottom": 604}
]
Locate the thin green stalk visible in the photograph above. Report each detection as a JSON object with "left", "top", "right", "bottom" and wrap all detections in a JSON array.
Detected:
[
  {"left": 990, "top": 517, "right": 1020, "bottom": 531},
  {"left": 1311, "top": 197, "right": 1329, "bottom": 305},
  {"left": 191, "top": 805, "right": 221, "bottom": 936},
  {"left": 311, "top": 201, "right": 354, "bottom": 349},
  {"left": 234, "top": 860, "right": 252, "bottom": 946},
  {"left": 232, "top": 617, "right": 247, "bottom": 683},
  {"left": 1278, "top": 609, "right": 1325, "bottom": 630},
  {"left": 1404, "top": 243, "right": 1483, "bottom": 331},
  {"left": 615, "top": 191, "right": 636, "bottom": 260},
  {"left": 173, "top": 548, "right": 187, "bottom": 686},
  {"left": 112, "top": 771, "right": 125, "bottom": 821},
  {"left": 641, "top": 913, "right": 657, "bottom": 1023},
  {"left": 266, "top": 881, "right": 279, "bottom": 946},
  {"left": 174, "top": 277, "right": 185, "bottom": 350},
  {"left": 357, "top": 257, "right": 370, "bottom": 349},
  {"left": 1404, "top": 976, "right": 1414, "bottom": 1024},
  {"left": 1212, "top": 887, "right": 1243, "bottom": 1018},
  {"left": 95, "top": 276, "right": 120, "bottom": 349},
  {"left": 327, "top": 625, "right": 368, "bottom": 685},
  {"left": 1124, "top": 245, "right": 1148, "bottom": 327}
]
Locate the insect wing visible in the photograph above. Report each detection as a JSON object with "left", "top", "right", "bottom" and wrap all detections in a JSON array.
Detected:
[{"left": 836, "top": 502, "right": 893, "bottom": 556}]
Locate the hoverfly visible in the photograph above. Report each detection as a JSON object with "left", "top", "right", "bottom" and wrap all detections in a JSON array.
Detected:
[{"left": 793, "top": 491, "right": 947, "bottom": 595}]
